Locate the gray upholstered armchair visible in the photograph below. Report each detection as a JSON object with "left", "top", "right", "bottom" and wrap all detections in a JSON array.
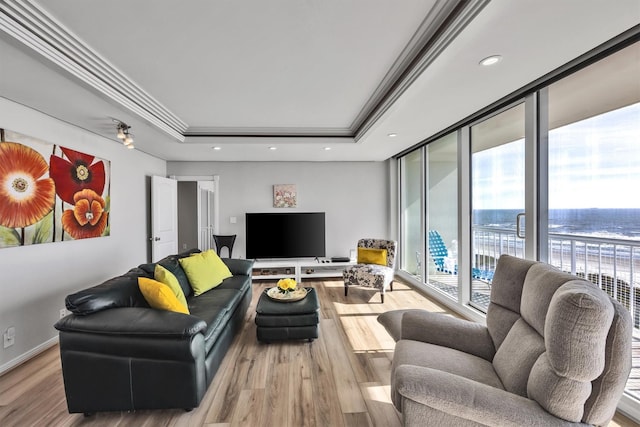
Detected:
[
  {"left": 343, "top": 238, "right": 397, "bottom": 303},
  {"left": 379, "top": 255, "right": 632, "bottom": 426}
]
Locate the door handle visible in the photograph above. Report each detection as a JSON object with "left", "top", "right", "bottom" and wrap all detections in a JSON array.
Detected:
[
  {"left": 516, "top": 213, "right": 525, "bottom": 239},
  {"left": 151, "top": 237, "right": 160, "bottom": 241}
]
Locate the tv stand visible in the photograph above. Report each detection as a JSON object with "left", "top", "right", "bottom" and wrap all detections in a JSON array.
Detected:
[{"left": 251, "top": 259, "right": 355, "bottom": 282}]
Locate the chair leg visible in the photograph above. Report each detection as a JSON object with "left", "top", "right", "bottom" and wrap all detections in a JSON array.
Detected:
[
  {"left": 380, "top": 291, "right": 384, "bottom": 304},
  {"left": 390, "top": 281, "right": 394, "bottom": 292},
  {"left": 344, "top": 285, "right": 348, "bottom": 297}
]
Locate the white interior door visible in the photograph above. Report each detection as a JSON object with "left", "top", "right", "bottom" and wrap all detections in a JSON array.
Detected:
[{"left": 151, "top": 175, "right": 178, "bottom": 262}]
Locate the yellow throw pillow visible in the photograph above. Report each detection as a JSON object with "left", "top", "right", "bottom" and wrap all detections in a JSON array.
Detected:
[
  {"left": 154, "top": 264, "right": 188, "bottom": 310},
  {"left": 179, "top": 249, "right": 233, "bottom": 296},
  {"left": 138, "top": 277, "right": 189, "bottom": 314},
  {"left": 357, "top": 247, "right": 388, "bottom": 266}
]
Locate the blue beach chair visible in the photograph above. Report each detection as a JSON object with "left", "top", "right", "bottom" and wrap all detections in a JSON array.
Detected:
[{"left": 428, "top": 230, "right": 494, "bottom": 282}]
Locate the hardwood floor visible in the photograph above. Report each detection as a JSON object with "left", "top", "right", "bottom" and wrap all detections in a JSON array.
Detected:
[{"left": 0, "top": 279, "right": 637, "bottom": 426}]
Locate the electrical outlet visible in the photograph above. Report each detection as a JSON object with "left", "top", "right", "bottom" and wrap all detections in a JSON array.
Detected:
[
  {"left": 182, "top": 243, "right": 187, "bottom": 250},
  {"left": 3, "top": 326, "right": 15, "bottom": 348},
  {"left": 59, "top": 308, "right": 69, "bottom": 319}
]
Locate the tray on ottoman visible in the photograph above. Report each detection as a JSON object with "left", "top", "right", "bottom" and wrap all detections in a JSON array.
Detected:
[{"left": 255, "top": 287, "right": 320, "bottom": 342}]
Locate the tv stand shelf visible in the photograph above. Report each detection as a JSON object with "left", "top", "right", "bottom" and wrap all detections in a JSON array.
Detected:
[{"left": 251, "top": 259, "right": 356, "bottom": 282}]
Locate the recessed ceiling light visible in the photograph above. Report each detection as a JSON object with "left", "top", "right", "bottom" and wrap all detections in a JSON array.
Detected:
[
  {"left": 212, "top": 146, "right": 221, "bottom": 150},
  {"left": 388, "top": 133, "right": 397, "bottom": 138},
  {"left": 479, "top": 55, "right": 502, "bottom": 66},
  {"left": 323, "top": 147, "right": 331, "bottom": 151},
  {"left": 269, "top": 146, "right": 277, "bottom": 150}
]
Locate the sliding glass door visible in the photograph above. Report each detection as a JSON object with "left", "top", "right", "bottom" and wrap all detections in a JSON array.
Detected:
[
  {"left": 426, "top": 133, "right": 458, "bottom": 302},
  {"left": 400, "top": 150, "right": 423, "bottom": 279},
  {"left": 470, "top": 103, "right": 526, "bottom": 309}
]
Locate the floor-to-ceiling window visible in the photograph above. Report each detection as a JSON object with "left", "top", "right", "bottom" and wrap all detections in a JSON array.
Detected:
[
  {"left": 400, "top": 150, "right": 423, "bottom": 279},
  {"left": 426, "top": 133, "right": 458, "bottom": 302},
  {"left": 546, "top": 42, "right": 640, "bottom": 400},
  {"left": 470, "top": 103, "right": 525, "bottom": 310},
  {"left": 397, "top": 37, "right": 640, "bottom": 410}
]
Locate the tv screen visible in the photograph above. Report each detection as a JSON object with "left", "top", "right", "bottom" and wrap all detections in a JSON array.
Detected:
[{"left": 245, "top": 212, "right": 326, "bottom": 259}]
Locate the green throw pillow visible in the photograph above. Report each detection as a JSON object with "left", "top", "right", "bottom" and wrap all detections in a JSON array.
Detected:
[
  {"left": 154, "top": 264, "right": 189, "bottom": 309},
  {"left": 138, "top": 277, "right": 189, "bottom": 314},
  {"left": 179, "top": 249, "right": 232, "bottom": 296}
]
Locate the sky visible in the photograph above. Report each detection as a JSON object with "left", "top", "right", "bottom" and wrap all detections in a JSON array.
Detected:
[{"left": 472, "top": 102, "right": 640, "bottom": 210}]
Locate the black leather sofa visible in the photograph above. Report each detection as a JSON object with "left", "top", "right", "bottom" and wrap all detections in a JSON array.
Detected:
[{"left": 54, "top": 248, "right": 253, "bottom": 415}]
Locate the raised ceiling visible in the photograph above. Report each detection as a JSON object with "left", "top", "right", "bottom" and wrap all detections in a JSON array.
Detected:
[{"left": 0, "top": 0, "right": 638, "bottom": 161}]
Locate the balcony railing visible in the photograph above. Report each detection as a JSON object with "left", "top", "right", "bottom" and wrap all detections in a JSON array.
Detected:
[{"left": 472, "top": 226, "right": 640, "bottom": 330}]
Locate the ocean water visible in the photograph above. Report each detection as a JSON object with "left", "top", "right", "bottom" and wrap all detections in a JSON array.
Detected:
[{"left": 473, "top": 208, "right": 640, "bottom": 240}]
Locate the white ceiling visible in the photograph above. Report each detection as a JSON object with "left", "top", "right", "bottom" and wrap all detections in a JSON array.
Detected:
[{"left": 0, "top": 0, "right": 639, "bottom": 161}]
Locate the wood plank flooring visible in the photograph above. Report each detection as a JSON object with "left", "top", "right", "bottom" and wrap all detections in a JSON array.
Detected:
[{"left": 0, "top": 279, "right": 637, "bottom": 426}]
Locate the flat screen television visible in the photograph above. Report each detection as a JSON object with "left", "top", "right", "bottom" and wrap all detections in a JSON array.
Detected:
[{"left": 245, "top": 212, "right": 325, "bottom": 259}]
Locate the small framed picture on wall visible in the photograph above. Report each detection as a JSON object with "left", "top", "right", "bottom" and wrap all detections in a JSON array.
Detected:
[{"left": 273, "top": 184, "right": 297, "bottom": 208}]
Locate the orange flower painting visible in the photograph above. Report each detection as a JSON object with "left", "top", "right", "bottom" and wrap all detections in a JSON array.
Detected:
[
  {"left": 0, "top": 142, "right": 55, "bottom": 228},
  {"left": 50, "top": 147, "right": 106, "bottom": 205},
  {"left": 0, "top": 129, "right": 110, "bottom": 248},
  {"left": 61, "top": 189, "right": 109, "bottom": 239}
]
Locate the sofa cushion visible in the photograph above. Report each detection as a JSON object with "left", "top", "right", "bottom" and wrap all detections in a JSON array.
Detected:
[
  {"left": 189, "top": 289, "right": 243, "bottom": 314},
  {"left": 214, "top": 274, "right": 251, "bottom": 293},
  {"left": 65, "top": 268, "right": 151, "bottom": 315},
  {"left": 223, "top": 258, "right": 253, "bottom": 276},
  {"left": 190, "top": 306, "right": 228, "bottom": 353},
  {"left": 138, "top": 277, "right": 189, "bottom": 314},
  {"left": 188, "top": 288, "right": 243, "bottom": 352},
  {"left": 180, "top": 250, "right": 232, "bottom": 296}
]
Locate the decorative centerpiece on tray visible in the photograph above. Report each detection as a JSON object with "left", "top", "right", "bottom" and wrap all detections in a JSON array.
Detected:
[{"left": 266, "top": 278, "right": 309, "bottom": 302}]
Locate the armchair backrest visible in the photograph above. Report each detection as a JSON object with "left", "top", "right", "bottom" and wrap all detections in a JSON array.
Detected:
[
  {"left": 357, "top": 238, "right": 397, "bottom": 269},
  {"left": 487, "top": 255, "right": 632, "bottom": 425}
]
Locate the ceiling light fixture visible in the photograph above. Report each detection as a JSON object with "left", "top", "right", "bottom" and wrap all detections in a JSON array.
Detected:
[
  {"left": 269, "top": 146, "right": 277, "bottom": 150},
  {"left": 114, "top": 120, "right": 134, "bottom": 149},
  {"left": 212, "top": 146, "right": 222, "bottom": 150},
  {"left": 323, "top": 147, "right": 331, "bottom": 151},
  {"left": 479, "top": 55, "right": 502, "bottom": 66},
  {"left": 388, "top": 133, "right": 397, "bottom": 138}
]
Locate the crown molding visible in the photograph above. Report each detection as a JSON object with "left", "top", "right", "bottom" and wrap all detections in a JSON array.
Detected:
[
  {"left": 185, "top": 126, "right": 354, "bottom": 138},
  {"left": 182, "top": 134, "right": 355, "bottom": 145},
  {"left": 0, "top": 0, "right": 187, "bottom": 141},
  {"left": 0, "top": 0, "right": 487, "bottom": 144},
  {"left": 354, "top": 0, "right": 491, "bottom": 141}
]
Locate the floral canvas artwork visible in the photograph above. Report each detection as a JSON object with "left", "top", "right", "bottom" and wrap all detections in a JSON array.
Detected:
[
  {"left": 0, "top": 129, "right": 110, "bottom": 248},
  {"left": 273, "top": 184, "right": 296, "bottom": 208}
]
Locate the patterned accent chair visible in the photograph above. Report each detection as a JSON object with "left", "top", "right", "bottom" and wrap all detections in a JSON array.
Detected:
[{"left": 343, "top": 238, "right": 397, "bottom": 303}]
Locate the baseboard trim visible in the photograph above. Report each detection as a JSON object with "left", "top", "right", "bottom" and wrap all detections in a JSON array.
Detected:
[{"left": 0, "top": 336, "right": 59, "bottom": 375}]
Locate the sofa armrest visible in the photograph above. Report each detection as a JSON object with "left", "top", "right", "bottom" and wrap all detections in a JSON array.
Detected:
[
  {"left": 223, "top": 258, "right": 254, "bottom": 276},
  {"left": 55, "top": 307, "right": 206, "bottom": 338},
  {"left": 401, "top": 310, "right": 495, "bottom": 361},
  {"left": 395, "top": 365, "right": 582, "bottom": 426}
]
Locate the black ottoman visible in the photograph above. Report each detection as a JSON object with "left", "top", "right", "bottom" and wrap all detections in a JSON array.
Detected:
[{"left": 255, "top": 287, "right": 320, "bottom": 342}]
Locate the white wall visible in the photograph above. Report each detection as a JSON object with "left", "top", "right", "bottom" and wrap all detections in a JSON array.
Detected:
[
  {"left": 168, "top": 161, "right": 391, "bottom": 259},
  {"left": 0, "top": 97, "right": 166, "bottom": 372}
]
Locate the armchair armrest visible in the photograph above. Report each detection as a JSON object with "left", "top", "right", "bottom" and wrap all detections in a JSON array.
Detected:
[
  {"left": 401, "top": 310, "right": 495, "bottom": 361},
  {"left": 395, "top": 365, "right": 583, "bottom": 426},
  {"left": 223, "top": 258, "right": 254, "bottom": 276}
]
